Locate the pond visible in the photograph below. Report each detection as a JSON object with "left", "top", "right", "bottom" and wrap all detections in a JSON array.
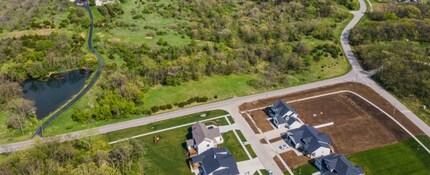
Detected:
[{"left": 23, "top": 69, "right": 91, "bottom": 119}]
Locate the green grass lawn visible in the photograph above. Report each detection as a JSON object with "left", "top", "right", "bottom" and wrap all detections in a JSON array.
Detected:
[
  {"left": 221, "top": 131, "right": 249, "bottom": 162},
  {"left": 292, "top": 164, "right": 318, "bottom": 175},
  {"left": 105, "top": 110, "right": 228, "bottom": 142},
  {"left": 131, "top": 127, "right": 192, "bottom": 175},
  {"left": 348, "top": 136, "right": 430, "bottom": 175},
  {"left": 295, "top": 136, "right": 430, "bottom": 175},
  {"left": 245, "top": 144, "right": 257, "bottom": 159},
  {"left": 235, "top": 130, "right": 247, "bottom": 143},
  {"left": 255, "top": 169, "right": 270, "bottom": 175},
  {"left": 106, "top": 111, "right": 239, "bottom": 175}
]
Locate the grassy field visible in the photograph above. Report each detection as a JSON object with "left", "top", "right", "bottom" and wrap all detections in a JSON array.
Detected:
[
  {"left": 293, "top": 136, "right": 430, "bottom": 175},
  {"left": 106, "top": 111, "right": 241, "bottom": 175},
  {"left": 221, "top": 131, "right": 249, "bottom": 162},
  {"left": 132, "top": 127, "right": 192, "bottom": 174},
  {"left": 348, "top": 136, "right": 430, "bottom": 175},
  {"left": 92, "top": 0, "right": 191, "bottom": 47},
  {"left": 105, "top": 110, "right": 228, "bottom": 142}
]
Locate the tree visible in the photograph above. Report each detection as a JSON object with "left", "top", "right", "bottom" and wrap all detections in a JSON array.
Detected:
[{"left": 6, "top": 98, "right": 36, "bottom": 133}]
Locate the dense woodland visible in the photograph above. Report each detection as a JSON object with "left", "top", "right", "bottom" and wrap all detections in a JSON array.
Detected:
[
  {"left": 0, "top": 137, "right": 144, "bottom": 175},
  {"left": 350, "top": 2, "right": 430, "bottom": 108},
  {"left": 0, "top": 2, "right": 95, "bottom": 134},
  {"left": 69, "top": 0, "right": 357, "bottom": 122}
]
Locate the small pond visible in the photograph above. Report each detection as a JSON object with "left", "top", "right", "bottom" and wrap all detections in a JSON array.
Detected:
[{"left": 23, "top": 69, "right": 91, "bottom": 119}]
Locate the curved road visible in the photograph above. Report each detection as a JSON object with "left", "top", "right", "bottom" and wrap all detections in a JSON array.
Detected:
[
  {"left": 3, "top": 1, "right": 430, "bottom": 171},
  {"left": 32, "top": 2, "right": 104, "bottom": 137}
]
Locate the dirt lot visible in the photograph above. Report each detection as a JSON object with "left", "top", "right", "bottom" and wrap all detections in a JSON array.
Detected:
[
  {"left": 239, "top": 82, "right": 423, "bottom": 154},
  {"left": 248, "top": 110, "right": 275, "bottom": 133},
  {"left": 280, "top": 151, "right": 310, "bottom": 169}
]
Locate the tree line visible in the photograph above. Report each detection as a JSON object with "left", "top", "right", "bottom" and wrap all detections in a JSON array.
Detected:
[
  {"left": 0, "top": 137, "right": 144, "bottom": 175},
  {"left": 350, "top": 2, "right": 430, "bottom": 107}
]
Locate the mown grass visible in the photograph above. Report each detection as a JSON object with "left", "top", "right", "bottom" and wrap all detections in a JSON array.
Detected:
[
  {"left": 131, "top": 127, "right": 192, "bottom": 175},
  {"left": 291, "top": 163, "right": 318, "bottom": 175},
  {"left": 245, "top": 144, "right": 257, "bottom": 159},
  {"left": 256, "top": 170, "right": 270, "bottom": 175},
  {"left": 107, "top": 111, "right": 238, "bottom": 175},
  {"left": 221, "top": 131, "right": 248, "bottom": 162},
  {"left": 348, "top": 136, "right": 430, "bottom": 175},
  {"left": 295, "top": 136, "right": 430, "bottom": 175},
  {"left": 105, "top": 110, "right": 228, "bottom": 142}
]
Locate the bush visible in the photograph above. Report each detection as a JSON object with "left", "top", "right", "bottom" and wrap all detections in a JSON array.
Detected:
[{"left": 151, "top": 106, "right": 160, "bottom": 113}]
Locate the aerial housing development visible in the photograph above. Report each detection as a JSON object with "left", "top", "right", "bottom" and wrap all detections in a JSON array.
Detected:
[{"left": 0, "top": 0, "right": 429, "bottom": 175}]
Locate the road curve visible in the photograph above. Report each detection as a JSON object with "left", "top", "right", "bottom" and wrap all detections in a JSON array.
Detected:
[
  {"left": 32, "top": 2, "right": 104, "bottom": 137},
  {"left": 3, "top": 0, "right": 430, "bottom": 158}
]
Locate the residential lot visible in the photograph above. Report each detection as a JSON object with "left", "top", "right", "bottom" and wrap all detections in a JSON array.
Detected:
[
  {"left": 240, "top": 82, "right": 423, "bottom": 136},
  {"left": 291, "top": 92, "right": 409, "bottom": 154},
  {"left": 106, "top": 110, "right": 259, "bottom": 175},
  {"left": 239, "top": 82, "right": 426, "bottom": 172}
]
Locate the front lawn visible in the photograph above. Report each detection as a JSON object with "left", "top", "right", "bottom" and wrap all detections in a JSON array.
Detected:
[
  {"left": 221, "top": 131, "right": 249, "bottom": 162},
  {"left": 348, "top": 136, "right": 430, "bottom": 175},
  {"left": 105, "top": 110, "right": 228, "bottom": 142},
  {"left": 292, "top": 136, "right": 430, "bottom": 175},
  {"left": 132, "top": 127, "right": 191, "bottom": 174}
]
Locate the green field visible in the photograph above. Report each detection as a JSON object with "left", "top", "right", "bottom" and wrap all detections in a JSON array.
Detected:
[
  {"left": 221, "top": 131, "right": 249, "bottom": 162},
  {"left": 293, "top": 136, "right": 430, "bottom": 175},
  {"left": 349, "top": 136, "right": 430, "bottom": 175},
  {"left": 92, "top": 0, "right": 190, "bottom": 47},
  {"left": 105, "top": 110, "right": 228, "bottom": 142},
  {"left": 107, "top": 111, "right": 244, "bottom": 175},
  {"left": 132, "top": 127, "right": 191, "bottom": 174}
]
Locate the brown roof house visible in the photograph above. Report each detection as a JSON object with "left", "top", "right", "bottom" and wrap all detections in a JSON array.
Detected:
[{"left": 186, "top": 122, "right": 224, "bottom": 156}]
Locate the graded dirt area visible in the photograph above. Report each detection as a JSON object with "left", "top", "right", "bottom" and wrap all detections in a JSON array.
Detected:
[
  {"left": 248, "top": 110, "right": 275, "bottom": 133},
  {"left": 240, "top": 82, "right": 423, "bottom": 155},
  {"left": 280, "top": 151, "right": 310, "bottom": 169}
]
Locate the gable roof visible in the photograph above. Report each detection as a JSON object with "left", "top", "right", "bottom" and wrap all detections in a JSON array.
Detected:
[
  {"left": 191, "top": 122, "right": 221, "bottom": 145},
  {"left": 272, "top": 100, "right": 297, "bottom": 117},
  {"left": 191, "top": 148, "right": 239, "bottom": 175},
  {"left": 316, "top": 154, "right": 364, "bottom": 175},
  {"left": 287, "top": 125, "right": 332, "bottom": 153}
]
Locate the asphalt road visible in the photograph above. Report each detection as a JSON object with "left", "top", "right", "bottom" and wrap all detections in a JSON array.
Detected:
[
  {"left": 32, "top": 1, "right": 104, "bottom": 137},
  {"left": 2, "top": 0, "right": 430, "bottom": 157}
]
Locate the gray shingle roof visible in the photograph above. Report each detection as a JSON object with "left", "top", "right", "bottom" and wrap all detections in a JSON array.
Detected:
[
  {"left": 288, "top": 125, "right": 332, "bottom": 153},
  {"left": 316, "top": 154, "right": 364, "bottom": 175},
  {"left": 271, "top": 100, "right": 298, "bottom": 124},
  {"left": 191, "top": 148, "right": 240, "bottom": 175},
  {"left": 191, "top": 122, "right": 221, "bottom": 145}
]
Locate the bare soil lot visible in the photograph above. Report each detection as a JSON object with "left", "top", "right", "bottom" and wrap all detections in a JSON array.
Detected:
[
  {"left": 280, "top": 151, "right": 310, "bottom": 169},
  {"left": 240, "top": 82, "right": 423, "bottom": 155},
  {"left": 248, "top": 110, "right": 275, "bottom": 133}
]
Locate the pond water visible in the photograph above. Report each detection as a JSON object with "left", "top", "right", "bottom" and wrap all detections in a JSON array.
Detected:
[{"left": 23, "top": 69, "right": 91, "bottom": 119}]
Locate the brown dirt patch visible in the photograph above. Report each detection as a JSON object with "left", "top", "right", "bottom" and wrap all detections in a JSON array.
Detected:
[
  {"left": 249, "top": 110, "right": 274, "bottom": 133},
  {"left": 242, "top": 113, "right": 260, "bottom": 134},
  {"left": 239, "top": 82, "right": 422, "bottom": 135},
  {"left": 239, "top": 82, "right": 423, "bottom": 154},
  {"left": 280, "top": 151, "right": 310, "bottom": 169},
  {"left": 269, "top": 137, "right": 282, "bottom": 143},
  {"left": 273, "top": 156, "right": 286, "bottom": 172},
  {"left": 260, "top": 139, "right": 268, "bottom": 144}
]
